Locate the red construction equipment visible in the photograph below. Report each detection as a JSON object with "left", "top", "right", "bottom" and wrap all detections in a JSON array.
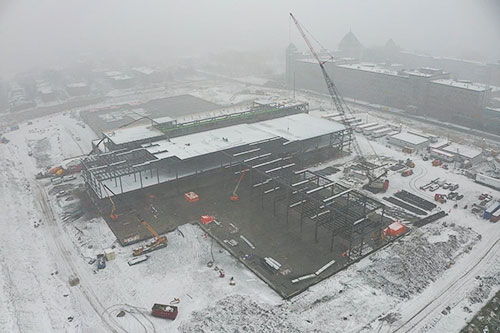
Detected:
[
  {"left": 201, "top": 215, "right": 215, "bottom": 224},
  {"left": 432, "top": 159, "right": 442, "bottom": 167},
  {"left": 401, "top": 169, "right": 413, "bottom": 177},
  {"left": 151, "top": 303, "right": 178, "bottom": 320},
  {"left": 434, "top": 193, "right": 447, "bottom": 204},
  {"left": 230, "top": 170, "right": 247, "bottom": 201},
  {"left": 184, "top": 191, "right": 199, "bottom": 203},
  {"left": 385, "top": 221, "right": 406, "bottom": 237}
]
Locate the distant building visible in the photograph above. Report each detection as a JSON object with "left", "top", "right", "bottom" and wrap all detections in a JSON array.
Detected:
[
  {"left": 132, "top": 67, "right": 164, "bottom": 85},
  {"left": 337, "top": 30, "right": 364, "bottom": 59},
  {"left": 66, "top": 82, "right": 90, "bottom": 96},
  {"left": 105, "top": 71, "right": 134, "bottom": 89},
  {"left": 441, "top": 143, "right": 483, "bottom": 164},
  {"left": 483, "top": 107, "right": 500, "bottom": 134},
  {"left": 424, "top": 79, "right": 492, "bottom": 125}
]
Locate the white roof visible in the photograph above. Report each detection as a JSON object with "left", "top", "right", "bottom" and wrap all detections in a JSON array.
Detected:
[
  {"left": 337, "top": 64, "right": 402, "bottom": 77},
  {"left": 105, "top": 125, "right": 164, "bottom": 145},
  {"left": 144, "top": 114, "right": 345, "bottom": 160},
  {"left": 442, "top": 143, "right": 481, "bottom": 159},
  {"left": 67, "top": 82, "right": 88, "bottom": 88},
  {"left": 390, "top": 132, "right": 429, "bottom": 145},
  {"left": 144, "top": 124, "right": 276, "bottom": 160},
  {"left": 153, "top": 116, "right": 175, "bottom": 124},
  {"left": 251, "top": 113, "right": 345, "bottom": 142},
  {"left": 132, "top": 67, "right": 157, "bottom": 75},
  {"left": 431, "top": 79, "right": 488, "bottom": 92},
  {"left": 430, "top": 148, "right": 455, "bottom": 158}
]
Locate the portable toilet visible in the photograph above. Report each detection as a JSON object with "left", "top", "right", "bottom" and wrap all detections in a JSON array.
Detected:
[{"left": 104, "top": 248, "right": 116, "bottom": 261}]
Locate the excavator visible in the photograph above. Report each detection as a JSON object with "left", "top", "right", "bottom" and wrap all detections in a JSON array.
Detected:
[
  {"left": 230, "top": 170, "right": 247, "bottom": 201},
  {"left": 133, "top": 215, "right": 168, "bottom": 256},
  {"left": 290, "top": 13, "right": 389, "bottom": 192}
]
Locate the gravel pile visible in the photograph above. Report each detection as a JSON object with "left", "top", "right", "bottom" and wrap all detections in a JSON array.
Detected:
[
  {"left": 359, "top": 224, "right": 479, "bottom": 299},
  {"left": 179, "top": 295, "right": 323, "bottom": 333}
]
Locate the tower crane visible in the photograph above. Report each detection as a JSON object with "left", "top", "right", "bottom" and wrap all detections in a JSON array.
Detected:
[{"left": 290, "top": 13, "right": 388, "bottom": 191}]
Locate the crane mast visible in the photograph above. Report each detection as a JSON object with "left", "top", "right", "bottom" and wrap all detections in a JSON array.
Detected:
[{"left": 289, "top": 13, "right": 364, "bottom": 163}]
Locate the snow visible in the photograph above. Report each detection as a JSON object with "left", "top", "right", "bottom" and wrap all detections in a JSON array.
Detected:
[
  {"left": 442, "top": 143, "right": 482, "bottom": 160},
  {"left": 1, "top": 77, "right": 500, "bottom": 333},
  {"left": 144, "top": 114, "right": 344, "bottom": 161},
  {"left": 105, "top": 124, "right": 164, "bottom": 145},
  {"left": 144, "top": 123, "right": 276, "bottom": 160},
  {"left": 390, "top": 132, "right": 429, "bottom": 145},
  {"left": 431, "top": 79, "right": 488, "bottom": 92}
]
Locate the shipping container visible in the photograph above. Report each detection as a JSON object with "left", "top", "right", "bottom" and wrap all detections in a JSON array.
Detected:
[
  {"left": 484, "top": 201, "right": 500, "bottom": 220},
  {"left": 476, "top": 173, "right": 500, "bottom": 191}
]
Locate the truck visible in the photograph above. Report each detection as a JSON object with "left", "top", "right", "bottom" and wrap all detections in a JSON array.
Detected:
[
  {"left": 401, "top": 169, "right": 413, "bottom": 177},
  {"left": 476, "top": 173, "right": 500, "bottom": 191},
  {"left": 434, "top": 193, "right": 447, "bottom": 204},
  {"left": 484, "top": 201, "right": 500, "bottom": 220},
  {"left": 405, "top": 159, "right": 415, "bottom": 168},
  {"left": 151, "top": 303, "right": 178, "bottom": 320}
]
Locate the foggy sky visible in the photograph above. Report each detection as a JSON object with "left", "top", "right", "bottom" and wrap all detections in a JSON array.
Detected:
[{"left": 1, "top": 0, "right": 499, "bottom": 76}]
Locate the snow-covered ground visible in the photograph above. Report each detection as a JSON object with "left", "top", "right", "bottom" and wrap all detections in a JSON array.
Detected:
[{"left": 1, "top": 79, "right": 499, "bottom": 332}]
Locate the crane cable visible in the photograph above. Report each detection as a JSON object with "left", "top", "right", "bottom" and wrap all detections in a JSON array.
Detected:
[{"left": 293, "top": 17, "right": 380, "bottom": 163}]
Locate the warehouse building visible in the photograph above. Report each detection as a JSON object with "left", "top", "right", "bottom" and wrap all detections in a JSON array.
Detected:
[
  {"left": 388, "top": 132, "right": 429, "bottom": 151},
  {"left": 441, "top": 143, "right": 483, "bottom": 164}
]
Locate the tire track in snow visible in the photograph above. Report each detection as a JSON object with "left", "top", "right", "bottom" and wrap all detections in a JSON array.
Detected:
[
  {"left": 393, "top": 236, "right": 500, "bottom": 332},
  {"left": 35, "top": 182, "right": 123, "bottom": 333}
]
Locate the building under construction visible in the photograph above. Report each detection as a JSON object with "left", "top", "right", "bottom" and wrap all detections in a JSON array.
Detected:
[{"left": 81, "top": 99, "right": 397, "bottom": 298}]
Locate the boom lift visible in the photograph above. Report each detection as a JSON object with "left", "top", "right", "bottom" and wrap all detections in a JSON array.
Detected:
[
  {"left": 133, "top": 215, "right": 168, "bottom": 256},
  {"left": 102, "top": 183, "right": 119, "bottom": 220},
  {"left": 230, "top": 169, "right": 247, "bottom": 201},
  {"left": 290, "top": 13, "right": 388, "bottom": 191}
]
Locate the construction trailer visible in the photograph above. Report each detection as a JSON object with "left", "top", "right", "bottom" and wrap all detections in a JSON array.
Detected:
[{"left": 476, "top": 173, "right": 500, "bottom": 191}]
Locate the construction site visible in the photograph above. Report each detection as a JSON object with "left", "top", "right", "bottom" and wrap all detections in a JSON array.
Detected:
[
  {"left": 79, "top": 95, "right": 399, "bottom": 298},
  {"left": 2, "top": 9, "right": 500, "bottom": 333}
]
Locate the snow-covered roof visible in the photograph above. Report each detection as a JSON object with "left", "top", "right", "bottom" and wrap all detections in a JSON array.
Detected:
[
  {"left": 153, "top": 116, "right": 175, "bottom": 124},
  {"left": 105, "top": 71, "right": 123, "bottom": 77},
  {"left": 67, "top": 82, "right": 88, "bottom": 88},
  {"left": 442, "top": 143, "right": 482, "bottom": 159},
  {"left": 251, "top": 113, "right": 345, "bottom": 142},
  {"left": 430, "top": 148, "right": 455, "bottom": 158},
  {"left": 132, "top": 67, "right": 157, "bottom": 75},
  {"left": 144, "top": 124, "right": 276, "bottom": 160},
  {"left": 144, "top": 114, "right": 345, "bottom": 161},
  {"left": 105, "top": 125, "right": 164, "bottom": 145},
  {"left": 431, "top": 79, "right": 489, "bottom": 92},
  {"left": 112, "top": 74, "right": 132, "bottom": 81},
  {"left": 390, "top": 132, "right": 429, "bottom": 145},
  {"left": 337, "top": 64, "right": 402, "bottom": 77}
]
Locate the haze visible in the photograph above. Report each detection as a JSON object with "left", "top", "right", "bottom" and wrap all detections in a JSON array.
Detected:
[{"left": 1, "top": 0, "right": 499, "bottom": 76}]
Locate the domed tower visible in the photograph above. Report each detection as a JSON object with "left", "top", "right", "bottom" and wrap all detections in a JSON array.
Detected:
[{"left": 338, "top": 30, "right": 364, "bottom": 59}]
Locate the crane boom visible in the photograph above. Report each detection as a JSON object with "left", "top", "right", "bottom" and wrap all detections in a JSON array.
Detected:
[
  {"left": 289, "top": 13, "right": 364, "bottom": 162},
  {"left": 137, "top": 216, "right": 162, "bottom": 239}
]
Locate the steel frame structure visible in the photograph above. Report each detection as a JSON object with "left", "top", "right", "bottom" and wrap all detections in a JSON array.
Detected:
[
  {"left": 224, "top": 143, "right": 386, "bottom": 262},
  {"left": 82, "top": 123, "right": 352, "bottom": 200}
]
